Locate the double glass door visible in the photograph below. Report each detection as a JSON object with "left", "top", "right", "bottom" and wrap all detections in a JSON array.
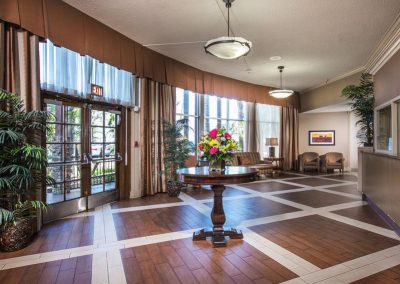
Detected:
[{"left": 45, "top": 100, "right": 121, "bottom": 219}]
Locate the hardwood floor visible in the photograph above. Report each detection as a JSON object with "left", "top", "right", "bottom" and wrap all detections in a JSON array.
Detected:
[
  {"left": 1, "top": 171, "right": 399, "bottom": 284},
  {"left": 250, "top": 215, "right": 399, "bottom": 269}
]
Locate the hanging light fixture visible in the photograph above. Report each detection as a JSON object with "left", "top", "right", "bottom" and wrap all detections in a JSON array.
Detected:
[
  {"left": 204, "top": 0, "right": 252, "bottom": 59},
  {"left": 269, "top": 66, "right": 294, "bottom": 99}
]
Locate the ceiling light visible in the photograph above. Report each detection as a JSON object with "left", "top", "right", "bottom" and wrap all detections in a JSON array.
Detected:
[
  {"left": 205, "top": 0, "right": 252, "bottom": 59},
  {"left": 269, "top": 66, "right": 294, "bottom": 99},
  {"left": 270, "top": 56, "right": 282, "bottom": 61}
]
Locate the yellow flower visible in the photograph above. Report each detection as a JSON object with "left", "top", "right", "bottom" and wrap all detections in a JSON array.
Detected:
[{"left": 209, "top": 139, "right": 218, "bottom": 146}]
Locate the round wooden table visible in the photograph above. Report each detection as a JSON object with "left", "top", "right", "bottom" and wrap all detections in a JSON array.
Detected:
[{"left": 177, "top": 166, "right": 258, "bottom": 247}]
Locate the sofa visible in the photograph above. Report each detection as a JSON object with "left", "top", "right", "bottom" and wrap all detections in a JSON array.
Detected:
[
  {"left": 231, "top": 152, "right": 273, "bottom": 177},
  {"left": 320, "top": 152, "right": 345, "bottom": 173},
  {"left": 299, "top": 152, "right": 319, "bottom": 172}
]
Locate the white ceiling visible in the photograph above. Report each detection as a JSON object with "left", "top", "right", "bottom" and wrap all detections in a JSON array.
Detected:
[{"left": 64, "top": 0, "right": 400, "bottom": 92}]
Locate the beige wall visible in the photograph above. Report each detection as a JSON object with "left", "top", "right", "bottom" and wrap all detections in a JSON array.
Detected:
[
  {"left": 299, "top": 112, "right": 351, "bottom": 168},
  {"left": 300, "top": 72, "right": 362, "bottom": 112},
  {"left": 374, "top": 49, "right": 400, "bottom": 106}
]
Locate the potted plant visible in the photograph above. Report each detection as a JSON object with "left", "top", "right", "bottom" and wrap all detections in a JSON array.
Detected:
[
  {"left": 341, "top": 73, "right": 375, "bottom": 146},
  {"left": 163, "top": 119, "right": 194, "bottom": 197},
  {"left": 0, "top": 89, "right": 52, "bottom": 252},
  {"left": 198, "top": 128, "right": 238, "bottom": 172}
]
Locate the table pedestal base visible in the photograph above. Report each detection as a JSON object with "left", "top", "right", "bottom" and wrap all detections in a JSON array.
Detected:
[{"left": 193, "top": 227, "right": 243, "bottom": 247}]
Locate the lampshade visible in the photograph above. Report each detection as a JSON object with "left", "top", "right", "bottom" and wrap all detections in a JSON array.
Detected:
[
  {"left": 269, "top": 89, "right": 294, "bottom": 99},
  {"left": 204, "top": 37, "right": 252, "bottom": 60},
  {"left": 265, "top": 138, "right": 279, "bottom": 146},
  {"left": 205, "top": 0, "right": 252, "bottom": 60},
  {"left": 269, "top": 66, "right": 294, "bottom": 99}
]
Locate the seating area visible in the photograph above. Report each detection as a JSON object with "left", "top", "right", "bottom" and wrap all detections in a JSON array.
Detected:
[
  {"left": 299, "top": 152, "right": 345, "bottom": 173},
  {"left": 1, "top": 1, "right": 400, "bottom": 284}
]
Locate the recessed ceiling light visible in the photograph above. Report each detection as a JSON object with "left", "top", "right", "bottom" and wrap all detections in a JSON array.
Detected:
[{"left": 270, "top": 56, "right": 282, "bottom": 61}]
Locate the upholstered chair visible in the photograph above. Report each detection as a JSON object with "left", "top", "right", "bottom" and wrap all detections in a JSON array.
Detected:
[
  {"left": 299, "top": 152, "right": 320, "bottom": 172},
  {"left": 320, "top": 152, "right": 345, "bottom": 173}
]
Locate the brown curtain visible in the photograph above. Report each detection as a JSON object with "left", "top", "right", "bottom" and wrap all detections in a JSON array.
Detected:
[
  {"left": 245, "top": 102, "right": 257, "bottom": 152},
  {"left": 280, "top": 106, "right": 299, "bottom": 171},
  {"left": 1, "top": 21, "right": 40, "bottom": 111},
  {"left": 140, "top": 78, "right": 176, "bottom": 196}
]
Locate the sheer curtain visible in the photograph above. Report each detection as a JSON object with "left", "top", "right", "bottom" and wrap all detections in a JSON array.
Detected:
[
  {"left": 256, "top": 104, "right": 281, "bottom": 158},
  {"left": 39, "top": 40, "right": 135, "bottom": 107}
]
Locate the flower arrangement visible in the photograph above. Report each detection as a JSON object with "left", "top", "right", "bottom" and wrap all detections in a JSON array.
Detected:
[{"left": 198, "top": 128, "right": 238, "bottom": 170}]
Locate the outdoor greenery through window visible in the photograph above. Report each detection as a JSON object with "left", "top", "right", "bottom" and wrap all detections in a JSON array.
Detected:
[
  {"left": 204, "top": 95, "right": 247, "bottom": 151},
  {"left": 46, "top": 103, "right": 82, "bottom": 204},
  {"left": 176, "top": 88, "right": 199, "bottom": 149}
]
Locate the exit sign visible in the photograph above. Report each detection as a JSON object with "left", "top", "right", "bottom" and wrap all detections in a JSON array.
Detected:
[{"left": 91, "top": 84, "right": 103, "bottom": 97}]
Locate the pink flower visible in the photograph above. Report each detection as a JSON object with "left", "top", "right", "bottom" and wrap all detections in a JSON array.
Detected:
[
  {"left": 198, "top": 144, "right": 203, "bottom": 151},
  {"left": 224, "top": 132, "right": 231, "bottom": 139},
  {"left": 209, "top": 147, "right": 218, "bottom": 155},
  {"left": 208, "top": 129, "right": 218, "bottom": 139}
]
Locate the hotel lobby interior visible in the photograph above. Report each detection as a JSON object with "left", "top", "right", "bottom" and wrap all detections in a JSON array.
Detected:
[{"left": 1, "top": 0, "right": 400, "bottom": 283}]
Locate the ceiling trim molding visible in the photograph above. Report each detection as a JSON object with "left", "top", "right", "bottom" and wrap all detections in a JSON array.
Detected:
[
  {"left": 300, "top": 66, "right": 365, "bottom": 94},
  {"left": 365, "top": 13, "right": 400, "bottom": 75}
]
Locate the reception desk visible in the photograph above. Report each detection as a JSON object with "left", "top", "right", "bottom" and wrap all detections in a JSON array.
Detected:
[{"left": 361, "top": 150, "right": 400, "bottom": 228}]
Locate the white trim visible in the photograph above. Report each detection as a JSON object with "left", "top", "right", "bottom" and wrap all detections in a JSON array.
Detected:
[
  {"left": 366, "top": 14, "right": 400, "bottom": 75},
  {"left": 300, "top": 67, "right": 365, "bottom": 94}
]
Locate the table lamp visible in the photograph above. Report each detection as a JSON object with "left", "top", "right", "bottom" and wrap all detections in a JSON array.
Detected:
[{"left": 265, "top": 138, "right": 279, "bottom": 158}]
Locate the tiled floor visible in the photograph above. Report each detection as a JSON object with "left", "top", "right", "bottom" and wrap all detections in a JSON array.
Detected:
[{"left": 0, "top": 171, "right": 399, "bottom": 284}]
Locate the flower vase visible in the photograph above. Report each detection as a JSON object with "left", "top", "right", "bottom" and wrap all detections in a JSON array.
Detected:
[{"left": 209, "top": 160, "right": 226, "bottom": 172}]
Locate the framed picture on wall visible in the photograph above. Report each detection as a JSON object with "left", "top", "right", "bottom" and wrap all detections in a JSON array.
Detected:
[{"left": 308, "top": 130, "right": 335, "bottom": 146}]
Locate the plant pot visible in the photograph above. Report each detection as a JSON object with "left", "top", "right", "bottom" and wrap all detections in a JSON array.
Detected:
[
  {"left": 209, "top": 160, "right": 226, "bottom": 172},
  {"left": 167, "top": 180, "right": 183, "bottom": 197},
  {"left": 0, "top": 219, "right": 34, "bottom": 252}
]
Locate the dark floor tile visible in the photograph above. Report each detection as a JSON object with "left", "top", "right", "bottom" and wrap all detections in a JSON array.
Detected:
[
  {"left": 332, "top": 205, "right": 392, "bottom": 229},
  {"left": 183, "top": 186, "right": 249, "bottom": 200},
  {"left": 111, "top": 193, "right": 182, "bottom": 209},
  {"left": 275, "top": 189, "right": 358, "bottom": 208},
  {"left": 241, "top": 181, "right": 302, "bottom": 193},
  {"left": 324, "top": 184, "right": 359, "bottom": 195},
  {"left": 288, "top": 177, "right": 344, "bottom": 187},
  {"left": 113, "top": 205, "right": 212, "bottom": 240},
  {"left": 250, "top": 215, "right": 400, "bottom": 269},
  {"left": 325, "top": 174, "right": 358, "bottom": 182},
  {"left": 205, "top": 197, "right": 300, "bottom": 226}
]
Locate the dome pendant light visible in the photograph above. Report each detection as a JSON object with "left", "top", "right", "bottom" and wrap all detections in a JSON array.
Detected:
[
  {"left": 269, "top": 66, "right": 294, "bottom": 99},
  {"left": 204, "top": 0, "right": 252, "bottom": 59}
]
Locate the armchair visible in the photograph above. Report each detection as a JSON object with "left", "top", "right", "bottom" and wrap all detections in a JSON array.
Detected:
[
  {"left": 299, "top": 152, "right": 319, "bottom": 172},
  {"left": 320, "top": 152, "right": 345, "bottom": 173}
]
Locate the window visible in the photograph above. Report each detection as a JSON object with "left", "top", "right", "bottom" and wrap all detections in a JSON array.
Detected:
[
  {"left": 204, "top": 95, "right": 247, "bottom": 150},
  {"left": 176, "top": 88, "right": 200, "bottom": 148},
  {"left": 377, "top": 105, "right": 392, "bottom": 151},
  {"left": 39, "top": 40, "right": 135, "bottom": 107},
  {"left": 46, "top": 103, "right": 83, "bottom": 204},
  {"left": 256, "top": 104, "right": 280, "bottom": 158}
]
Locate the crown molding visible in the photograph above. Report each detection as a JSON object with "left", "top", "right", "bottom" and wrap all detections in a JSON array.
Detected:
[
  {"left": 300, "top": 66, "right": 365, "bottom": 94},
  {"left": 365, "top": 13, "right": 400, "bottom": 75}
]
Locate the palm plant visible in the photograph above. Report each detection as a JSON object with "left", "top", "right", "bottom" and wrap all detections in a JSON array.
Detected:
[
  {"left": 163, "top": 119, "right": 194, "bottom": 182},
  {"left": 0, "top": 89, "right": 52, "bottom": 227},
  {"left": 341, "top": 73, "right": 375, "bottom": 146}
]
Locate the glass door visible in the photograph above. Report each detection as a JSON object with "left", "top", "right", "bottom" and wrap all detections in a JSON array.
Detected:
[
  {"left": 46, "top": 102, "right": 83, "bottom": 204},
  {"left": 44, "top": 100, "right": 122, "bottom": 221},
  {"left": 90, "top": 109, "right": 119, "bottom": 194}
]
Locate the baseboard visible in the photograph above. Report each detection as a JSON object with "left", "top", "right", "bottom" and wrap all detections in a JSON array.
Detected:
[{"left": 363, "top": 194, "right": 400, "bottom": 237}]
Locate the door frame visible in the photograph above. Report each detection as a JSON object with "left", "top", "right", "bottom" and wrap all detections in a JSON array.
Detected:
[{"left": 41, "top": 91, "right": 126, "bottom": 222}]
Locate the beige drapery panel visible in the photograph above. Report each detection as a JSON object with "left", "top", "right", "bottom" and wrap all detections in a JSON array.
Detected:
[
  {"left": 140, "top": 78, "right": 176, "bottom": 195},
  {"left": 0, "top": 22, "right": 40, "bottom": 111},
  {"left": 245, "top": 102, "right": 257, "bottom": 152},
  {"left": 280, "top": 106, "right": 299, "bottom": 170}
]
